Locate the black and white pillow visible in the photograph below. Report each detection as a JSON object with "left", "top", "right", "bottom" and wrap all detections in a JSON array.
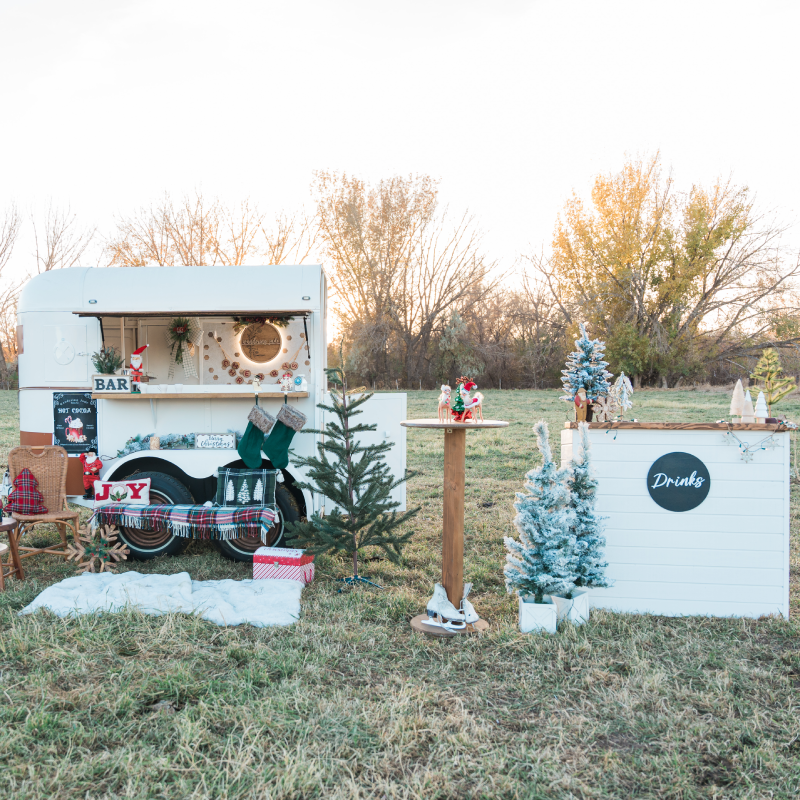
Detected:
[{"left": 215, "top": 468, "right": 278, "bottom": 507}]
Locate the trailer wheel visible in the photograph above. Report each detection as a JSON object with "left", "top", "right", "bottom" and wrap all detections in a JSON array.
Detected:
[
  {"left": 215, "top": 484, "right": 300, "bottom": 562},
  {"left": 117, "top": 471, "right": 193, "bottom": 560}
]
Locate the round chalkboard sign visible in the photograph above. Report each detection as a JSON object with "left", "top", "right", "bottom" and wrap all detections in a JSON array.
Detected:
[
  {"left": 240, "top": 322, "right": 282, "bottom": 363},
  {"left": 647, "top": 452, "right": 710, "bottom": 512}
]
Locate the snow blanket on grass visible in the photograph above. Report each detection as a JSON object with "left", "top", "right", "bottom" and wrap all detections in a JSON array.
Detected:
[{"left": 19, "top": 571, "right": 302, "bottom": 627}]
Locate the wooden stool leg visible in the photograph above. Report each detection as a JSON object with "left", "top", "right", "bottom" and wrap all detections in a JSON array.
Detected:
[
  {"left": 8, "top": 528, "right": 25, "bottom": 580},
  {"left": 442, "top": 428, "right": 466, "bottom": 608},
  {"left": 0, "top": 552, "right": 5, "bottom": 591}
]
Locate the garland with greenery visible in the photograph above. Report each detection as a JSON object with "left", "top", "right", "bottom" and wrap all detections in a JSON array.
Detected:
[
  {"left": 232, "top": 315, "right": 292, "bottom": 333},
  {"left": 115, "top": 430, "right": 243, "bottom": 458}
]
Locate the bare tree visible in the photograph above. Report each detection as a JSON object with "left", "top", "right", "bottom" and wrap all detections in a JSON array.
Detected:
[
  {"left": 314, "top": 171, "right": 501, "bottom": 386},
  {"left": 106, "top": 190, "right": 317, "bottom": 267},
  {"left": 32, "top": 201, "right": 96, "bottom": 273},
  {"left": 0, "top": 204, "right": 22, "bottom": 387}
]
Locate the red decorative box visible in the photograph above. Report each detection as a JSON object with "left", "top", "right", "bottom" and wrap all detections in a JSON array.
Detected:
[{"left": 253, "top": 547, "right": 314, "bottom": 584}]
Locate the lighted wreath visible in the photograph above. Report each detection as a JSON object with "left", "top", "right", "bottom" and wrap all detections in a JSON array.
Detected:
[{"left": 165, "top": 317, "right": 203, "bottom": 379}]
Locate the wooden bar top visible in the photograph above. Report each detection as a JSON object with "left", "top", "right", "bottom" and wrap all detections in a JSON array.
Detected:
[
  {"left": 93, "top": 392, "right": 309, "bottom": 400},
  {"left": 565, "top": 421, "right": 791, "bottom": 431}
]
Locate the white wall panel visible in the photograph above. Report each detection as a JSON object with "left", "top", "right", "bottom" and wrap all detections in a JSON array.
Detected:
[{"left": 561, "top": 426, "right": 791, "bottom": 619}]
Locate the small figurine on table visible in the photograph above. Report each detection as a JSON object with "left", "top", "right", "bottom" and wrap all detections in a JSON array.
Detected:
[
  {"left": 279, "top": 372, "right": 295, "bottom": 393},
  {"left": 80, "top": 451, "right": 103, "bottom": 500},
  {"left": 574, "top": 387, "right": 589, "bottom": 422},
  {"left": 438, "top": 385, "right": 451, "bottom": 422},
  {"left": 129, "top": 345, "right": 149, "bottom": 393},
  {"left": 451, "top": 377, "right": 477, "bottom": 422}
]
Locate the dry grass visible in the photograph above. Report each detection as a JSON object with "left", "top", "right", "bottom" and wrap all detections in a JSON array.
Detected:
[{"left": 1, "top": 389, "right": 800, "bottom": 799}]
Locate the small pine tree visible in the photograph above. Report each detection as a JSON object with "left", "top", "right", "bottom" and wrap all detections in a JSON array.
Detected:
[
  {"left": 610, "top": 372, "right": 633, "bottom": 418},
  {"left": 504, "top": 420, "right": 578, "bottom": 603},
  {"left": 285, "top": 363, "right": 421, "bottom": 579},
  {"left": 750, "top": 348, "right": 796, "bottom": 415},
  {"left": 568, "top": 422, "right": 613, "bottom": 589},
  {"left": 561, "top": 323, "right": 612, "bottom": 402},
  {"left": 450, "top": 380, "right": 467, "bottom": 420},
  {"left": 237, "top": 480, "right": 251, "bottom": 504},
  {"left": 253, "top": 478, "right": 264, "bottom": 503}
]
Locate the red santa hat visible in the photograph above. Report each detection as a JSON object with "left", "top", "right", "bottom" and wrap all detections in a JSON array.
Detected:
[
  {"left": 463, "top": 380, "right": 477, "bottom": 391},
  {"left": 132, "top": 345, "right": 149, "bottom": 356}
]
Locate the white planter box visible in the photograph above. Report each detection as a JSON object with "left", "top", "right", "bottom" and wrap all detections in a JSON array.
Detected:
[
  {"left": 567, "top": 589, "right": 590, "bottom": 625},
  {"left": 544, "top": 593, "right": 573, "bottom": 625},
  {"left": 519, "top": 595, "right": 557, "bottom": 634}
]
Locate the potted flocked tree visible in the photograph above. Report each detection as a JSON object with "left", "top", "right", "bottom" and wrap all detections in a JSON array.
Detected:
[
  {"left": 504, "top": 420, "right": 579, "bottom": 633},
  {"left": 560, "top": 323, "right": 612, "bottom": 421},
  {"left": 567, "top": 422, "right": 613, "bottom": 623}
]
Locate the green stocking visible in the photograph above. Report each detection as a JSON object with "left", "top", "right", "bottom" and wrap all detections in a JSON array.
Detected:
[
  {"left": 263, "top": 405, "right": 307, "bottom": 469},
  {"left": 237, "top": 405, "right": 276, "bottom": 469}
]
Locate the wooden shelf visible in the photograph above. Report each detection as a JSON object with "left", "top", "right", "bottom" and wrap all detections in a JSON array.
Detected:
[
  {"left": 92, "top": 392, "right": 309, "bottom": 400},
  {"left": 564, "top": 421, "right": 790, "bottom": 431}
]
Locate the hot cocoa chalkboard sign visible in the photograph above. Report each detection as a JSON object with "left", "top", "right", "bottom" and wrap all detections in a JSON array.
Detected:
[
  {"left": 647, "top": 452, "right": 710, "bottom": 512},
  {"left": 53, "top": 392, "right": 98, "bottom": 455}
]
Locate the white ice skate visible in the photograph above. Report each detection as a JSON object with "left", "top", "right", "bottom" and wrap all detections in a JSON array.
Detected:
[
  {"left": 460, "top": 583, "right": 479, "bottom": 624},
  {"left": 423, "top": 583, "right": 466, "bottom": 631}
]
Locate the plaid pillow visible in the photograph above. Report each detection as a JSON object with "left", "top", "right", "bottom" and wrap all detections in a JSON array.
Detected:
[
  {"left": 5, "top": 468, "right": 49, "bottom": 515},
  {"left": 215, "top": 468, "right": 277, "bottom": 507}
]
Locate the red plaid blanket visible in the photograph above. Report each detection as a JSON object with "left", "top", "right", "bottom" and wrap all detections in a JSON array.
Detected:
[{"left": 91, "top": 504, "right": 278, "bottom": 541}]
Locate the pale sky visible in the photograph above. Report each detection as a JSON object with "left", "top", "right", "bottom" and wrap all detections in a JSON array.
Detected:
[{"left": 1, "top": 0, "right": 798, "bottom": 282}]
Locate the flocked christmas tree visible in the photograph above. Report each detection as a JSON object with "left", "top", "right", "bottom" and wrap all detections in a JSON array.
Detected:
[
  {"left": 609, "top": 372, "right": 634, "bottom": 419},
  {"left": 568, "top": 422, "right": 612, "bottom": 590},
  {"left": 750, "top": 348, "right": 796, "bottom": 416},
  {"left": 285, "top": 362, "right": 420, "bottom": 583},
  {"left": 504, "top": 420, "right": 579, "bottom": 603},
  {"left": 561, "top": 323, "right": 612, "bottom": 408}
]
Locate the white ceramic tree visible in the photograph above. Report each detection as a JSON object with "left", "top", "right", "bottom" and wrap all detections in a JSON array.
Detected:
[
  {"left": 741, "top": 390, "right": 755, "bottom": 423},
  {"left": 730, "top": 379, "right": 745, "bottom": 420},
  {"left": 754, "top": 391, "right": 769, "bottom": 422}
]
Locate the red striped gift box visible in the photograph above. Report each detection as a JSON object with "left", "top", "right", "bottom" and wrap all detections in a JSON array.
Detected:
[{"left": 253, "top": 547, "right": 315, "bottom": 584}]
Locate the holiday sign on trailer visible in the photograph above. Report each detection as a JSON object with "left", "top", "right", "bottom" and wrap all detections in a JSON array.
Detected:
[{"left": 561, "top": 424, "right": 790, "bottom": 619}]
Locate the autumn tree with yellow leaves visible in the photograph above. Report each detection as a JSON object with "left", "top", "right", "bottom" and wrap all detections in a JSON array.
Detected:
[{"left": 541, "top": 154, "right": 800, "bottom": 387}]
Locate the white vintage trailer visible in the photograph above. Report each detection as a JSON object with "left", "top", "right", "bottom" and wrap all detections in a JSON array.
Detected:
[
  {"left": 561, "top": 422, "right": 791, "bottom": 619},
  {"left": 16, "top": 265, "right": 407, "bottom": 561}
]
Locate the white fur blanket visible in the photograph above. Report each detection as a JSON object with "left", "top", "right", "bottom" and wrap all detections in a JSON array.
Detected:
[{"left": 19, "top": 571, "right": 303, "bottom": 627}]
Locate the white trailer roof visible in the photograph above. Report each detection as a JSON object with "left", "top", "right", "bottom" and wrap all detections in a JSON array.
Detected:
[{"left": 18, "top": 264, "right": 326, "bottom": 315}]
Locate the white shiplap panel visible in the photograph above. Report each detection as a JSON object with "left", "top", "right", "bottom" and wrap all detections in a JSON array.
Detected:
[
  {"left": 587, "top": 443, "right": 784, "bottom": 465},
  {"left": 605, "top": 513, "right": 784, "bottom": 533},
  {"left": 589, "top": 596, "right": 787, "bottom": 617},
  {"left": 608, "top": 563, "right": 782, "bottom": 587},
  {"left": 597, "top": 495, "right": 782, "bottom": 518},
  {"left": 583, "top": 461, "right": 786, "bottom": 482},
  {"left": 590, "top": 580, "right": 785, "bottom": 604},
  {"left": 597, "top": 477, "right": 785, "bottom": 499},
  {"left": 604, "top": 546, "right": 784, "bottom": 569},
  {"left": 560, "top": 428, "right": 790, "bottom": 618},
  {"left": 604, "top": 531, "right": 785, "bottom": 551}
]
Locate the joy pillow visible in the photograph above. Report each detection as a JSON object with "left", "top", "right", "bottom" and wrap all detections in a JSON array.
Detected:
[{"left": 93, "top": 478, "right": 151, "bottom": 507}]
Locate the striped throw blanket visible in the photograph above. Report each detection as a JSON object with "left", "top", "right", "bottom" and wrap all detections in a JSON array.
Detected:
[{"left": 91, "top": 504, "right": 278, "bottom": 541}]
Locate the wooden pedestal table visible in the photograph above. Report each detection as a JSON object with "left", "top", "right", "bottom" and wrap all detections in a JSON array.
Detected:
[{"left": 401, "top": 419, "right": 509, "bottom": 637}]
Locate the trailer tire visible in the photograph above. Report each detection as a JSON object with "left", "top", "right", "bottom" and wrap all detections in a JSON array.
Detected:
[
  {"left": 116, "top": 471, "right": 193, "bottom": 561},
  {"left": 214, "top": 484, "right": 300, "bottom": 562}
]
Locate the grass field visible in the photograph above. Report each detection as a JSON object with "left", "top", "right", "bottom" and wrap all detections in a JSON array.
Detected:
[{"left": 1, "top": 388, "right": 800, "bottom": 799}]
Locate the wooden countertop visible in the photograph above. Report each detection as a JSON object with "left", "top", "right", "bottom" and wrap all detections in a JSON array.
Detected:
[
  {"left": 564, "top": 421, "right": 791, "bottom": 431},
  {"left": 93, "top": 392, "right": 309, "bottom": 400}
]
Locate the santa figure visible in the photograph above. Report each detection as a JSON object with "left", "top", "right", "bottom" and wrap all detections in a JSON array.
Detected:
[
  {"left": 129, "top": 345, "right": 148, "bottom": 392},
  {"left": 79, "top": 451, "right": 103, "bottom": 499}
]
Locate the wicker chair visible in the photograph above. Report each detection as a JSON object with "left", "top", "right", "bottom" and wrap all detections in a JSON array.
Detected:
[{"left": 7, "top": 445, "right": 79, "bottom": 567}]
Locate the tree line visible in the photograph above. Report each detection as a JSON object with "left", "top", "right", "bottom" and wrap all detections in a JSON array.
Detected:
[{"left": 2, "top": 153, "right": 799, "bottom": 390}]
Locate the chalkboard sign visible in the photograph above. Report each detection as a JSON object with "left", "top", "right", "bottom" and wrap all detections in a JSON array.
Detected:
[
  {"left": 53, "top": 392, "right": 98, "bottom": 455},
  {"left": 647, "top": 452, "right": 710, "bottom": 512}
]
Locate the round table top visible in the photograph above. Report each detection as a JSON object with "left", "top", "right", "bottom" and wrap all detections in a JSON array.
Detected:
[
  {"left": 401, "top": 419, "right": 509, "bottom": 429},
  {"left": 0, "top": 517, "right": 17, "bottom": 531}
]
